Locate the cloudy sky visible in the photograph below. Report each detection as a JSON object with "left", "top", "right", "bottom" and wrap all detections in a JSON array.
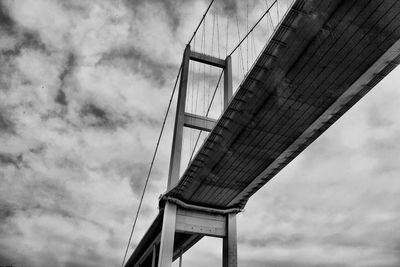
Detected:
[{"left": 0, "top": 0, "right": 400, "bottom": 267}]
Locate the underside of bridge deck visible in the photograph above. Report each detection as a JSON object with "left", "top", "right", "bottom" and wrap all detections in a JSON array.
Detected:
[
  {"left": 166, "top": 0, "right": 400, "bottom": 209},
  {"left": 126, "top": 0, "right": 400, "bottom": 265}
]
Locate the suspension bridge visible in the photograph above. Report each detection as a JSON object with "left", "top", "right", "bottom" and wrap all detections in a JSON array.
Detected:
[{"left": 122, "top": 0, "right": 400, "bottom": 266}]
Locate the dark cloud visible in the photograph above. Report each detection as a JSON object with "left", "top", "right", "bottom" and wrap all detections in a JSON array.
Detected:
[
  {"left": 0, "top": 2, "right": 44, "bottom": 51},
  {"left": 31, "top": 204, "right": 74, "bottom": 220},
  {"left": 59, "top": 53, "right": 76, "bottom": 84},
  {"left": 0, "top": 42, "right": 17, "bottom": 92},
  {"left": 19, "top": 31, "right": 47, "bottom": 51},
  {"left": 54, "top": 156, "right": 83, "bottom": 172},
  {"left": 29, "top": 144, "right": 47, "bottom": 155},
  {"left": 154, "top": 0, "right": 181, "bottom": 32},
  {"left": 54, "top": 53, "right": 76, "bottom": 107},
  {"left": 0, "top": 60, "right": 13, "bottom": 91},
  {"left": 80, "top": 103, "right": 131, "bottom": 130},
  {"left": 97, "top": 47, "right": 173, "bottom": 86},
  {"left": 0, "top": 202, "right": 20, "bottom": 236},
  {"left": 24, "top": 201, "right": 110, "bottom": 234},
  {"left": 124, "top": 0, "right": 181, "bottom": 32},
  {"left": 60, "top": 2, "right": 90, "bottom": 18},
  {"left": 215, "top": 0, "right": 239, "bottom": 17},
  {"left": 1, "top": 31, "right": 46, "bottom": 58},
  {"left": 0, "top": 112, "right": 15, "bottom": 134},
  {"left": 0, "top": 2, "right": 15, "bottom": 34},
  {"left": 0, "top": 178, "right": 113, "bottom": 238},
  {"left": 52, "top": 53, "right": 80, "bottom": 109},
  {"left": 0, "top": 153, "right": 22, "bottom": 168},
  {"left": 214, "top": 0, "right": 266, "bottom": 18},
  {"left": 55, "top": 88, "right": 67, "bottom": 106},
  {"left": 0, "top": 203, "right": 15, "bottom": 223},
  {"left": 82, "top": 103, "right": 107, "bottom": 120},
  {"left": 0, "top": 20, "right": 46, "bottom": 92}
]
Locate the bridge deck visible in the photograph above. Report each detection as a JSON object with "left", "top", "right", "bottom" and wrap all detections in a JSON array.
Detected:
[
  {"left": 126, "top": 0, "right": 400, "bottom": 264},
  {"left": 166, "top": 0, "right": 400, "bottom": 208}
]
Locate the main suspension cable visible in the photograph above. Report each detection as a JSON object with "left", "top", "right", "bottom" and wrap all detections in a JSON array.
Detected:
[{"left": 120, "top": 63, "right": 183, "bottom": 267}]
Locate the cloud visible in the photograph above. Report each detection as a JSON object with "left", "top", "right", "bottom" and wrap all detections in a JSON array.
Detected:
[
  {"left": 79, "top": 102, "right": 131, "bottom": 131},
  {"left": 0, "top": 1, "right": 14, "bottom": 33},
  {"left": 55, "top": 52, "right": 76, "bottom": 106},
  {"left": 97, "top": 46, "right": 174, "bottom": 86},
  {"left": 0, "top": 153, "right": 22, "bottom": 168},
  {"left": 0, "top": 111, "right": 15, "bottom": 134}
]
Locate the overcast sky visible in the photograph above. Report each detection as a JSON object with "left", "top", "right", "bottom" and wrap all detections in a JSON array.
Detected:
[{"left": 1, "top": 0, "right": 400, "bottom": 267}]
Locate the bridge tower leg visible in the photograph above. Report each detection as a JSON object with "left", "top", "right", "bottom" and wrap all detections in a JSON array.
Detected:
[
  {"left": 158, "top": 44, "right": 190, "bottom": 267},
  {"left": 223, "top": 213, "right": 237, "bottom": 267},
  {"left": 158, "top": 202, "right": 178, "bottom": 267},
  {"left": 158, "top": 43, "right": 235, "bottom": 267}
]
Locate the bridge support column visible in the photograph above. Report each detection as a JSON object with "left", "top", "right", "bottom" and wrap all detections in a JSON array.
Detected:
[
  {"left": 223, "top": 213, "right": 237, "bottom": 267},
  {"left": 167, "top": 44, "right": 191, "bottom": 188},
  {"left": 158, "top": 202, "right": 177, "bottom": 267}
]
